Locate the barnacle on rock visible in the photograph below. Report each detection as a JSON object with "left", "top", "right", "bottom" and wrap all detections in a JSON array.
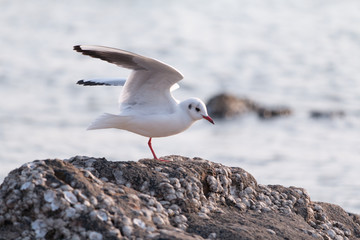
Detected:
[{"left": 0, "top": 156, "right": 359, "bottom": 239}]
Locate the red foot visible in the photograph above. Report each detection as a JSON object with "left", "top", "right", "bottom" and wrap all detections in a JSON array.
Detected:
[{"left": 157, "top": 158, "right": 170, "bottom": 162}]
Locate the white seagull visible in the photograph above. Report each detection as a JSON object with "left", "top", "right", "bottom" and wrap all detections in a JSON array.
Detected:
[{"left": 74, "top": 45, "right": 214, "bottom": 161}]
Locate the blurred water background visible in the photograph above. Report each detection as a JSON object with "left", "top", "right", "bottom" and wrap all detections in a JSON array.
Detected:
[{"left": 1, "top": 0, "right": 359, "bottom": 213}]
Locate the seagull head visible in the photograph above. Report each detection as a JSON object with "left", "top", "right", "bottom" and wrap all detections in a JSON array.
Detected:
[{"left": 183, "top": 98, "right": 214, "bottom": 124}]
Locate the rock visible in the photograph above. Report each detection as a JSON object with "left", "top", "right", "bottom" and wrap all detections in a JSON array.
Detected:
[
  {"left": 206, "top": 93, "right": 292, "bottom": 120},
  {"left": 310, "top": 110, "right": 345, "bottom": 119},
  {"left": 256, "top": 106, "right": 292, "bottom": 119},
  {"left": 206, "top": 93, "right": 252, "bottom": 119},
  {"left": 0, "top": 156, "right": 359, "bottom": 239}
]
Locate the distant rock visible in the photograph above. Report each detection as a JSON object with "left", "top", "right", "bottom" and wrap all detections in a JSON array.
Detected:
[
  {"left": 206, "top": 94, "right": 253, "bottom": 119},
  {"left": 256, "top": 106, "right": 292, "bottom": 119},
  {"left": 206, "top": 93, "right": 292, "bottom": 120},
  {"left": 1, "top": 156, "right": 359, "bottom": 239},
  {"left": 310, "top": 110, "right": 345, "bottom": 119}
]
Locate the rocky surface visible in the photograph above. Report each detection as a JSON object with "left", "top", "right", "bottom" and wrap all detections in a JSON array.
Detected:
[
  {"left": 0, "top": 156, "right": 359, "bottom": 239},
  {"left": 206, "top": 93, "right": 292, "bottom": 120}
]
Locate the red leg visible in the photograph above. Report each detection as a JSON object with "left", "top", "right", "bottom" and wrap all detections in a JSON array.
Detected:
[
  {"left": 147, "top": 138, "right": 169, "bottom": 162},
  {"left": 148, "top": 137, "right": 159, "bottom": 160}
]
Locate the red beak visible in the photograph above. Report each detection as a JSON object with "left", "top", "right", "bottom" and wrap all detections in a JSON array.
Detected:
[{"left": 202, "top": 115, "right": 215, "bottom": 124}]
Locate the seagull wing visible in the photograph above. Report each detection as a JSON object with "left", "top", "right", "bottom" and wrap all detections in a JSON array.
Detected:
[
  {"left": 77, "top": 78, "right": 180, "bottom": 91},
  {"left": 74, "top": 45, "right": 184, "bottom": 114}
]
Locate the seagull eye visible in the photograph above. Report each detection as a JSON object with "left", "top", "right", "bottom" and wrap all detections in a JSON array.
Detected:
[
  {"left": 195, "top": 107, "right": 200, "bottom": 112},
  {"left": 188, "top": 104, "right": 192, "bottom": 110}
]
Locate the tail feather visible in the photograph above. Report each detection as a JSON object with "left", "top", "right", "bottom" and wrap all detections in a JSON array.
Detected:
[{"left": 87, "top": 113, "right": 131, "bottom": 130}]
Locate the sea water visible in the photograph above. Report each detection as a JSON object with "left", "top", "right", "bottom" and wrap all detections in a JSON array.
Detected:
[{"left": 1, "top": 0, "right": 359, "bottom": 213}]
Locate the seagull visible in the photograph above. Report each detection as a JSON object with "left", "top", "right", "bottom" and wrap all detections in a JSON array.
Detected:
[{"left": 74, "top": 45, "right": 214, "bottom": 161}]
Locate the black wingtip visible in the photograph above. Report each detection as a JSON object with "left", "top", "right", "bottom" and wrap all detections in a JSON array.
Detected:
[
  {"left": 77, "top": 80, "right": 111, "bottom": 86},
  {"left": 77, "top": 80, "right": 85, "bottom": 85},
  {"left": 73, "top": 45, "right": 82, "bottom": 52},
  {"left": 77, "top": 80, "right": 95, "bottom": 86}
]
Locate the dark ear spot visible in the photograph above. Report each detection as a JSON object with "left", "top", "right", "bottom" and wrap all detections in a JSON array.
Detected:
[{"left": 188, "top": 104, "right": 192, "bottom": 110}]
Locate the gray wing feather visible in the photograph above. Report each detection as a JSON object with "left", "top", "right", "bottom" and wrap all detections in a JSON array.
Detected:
[{"left": 73, "top": 45, "right": 183, "bottom": 80}]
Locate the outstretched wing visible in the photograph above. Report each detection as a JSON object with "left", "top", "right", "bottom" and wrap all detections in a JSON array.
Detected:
[
  {"left": 74, "top": 45, "right": 184, "bottom": 114},
  {"left": 77, "top": 78, "right": 180, "bottom": 91}
]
